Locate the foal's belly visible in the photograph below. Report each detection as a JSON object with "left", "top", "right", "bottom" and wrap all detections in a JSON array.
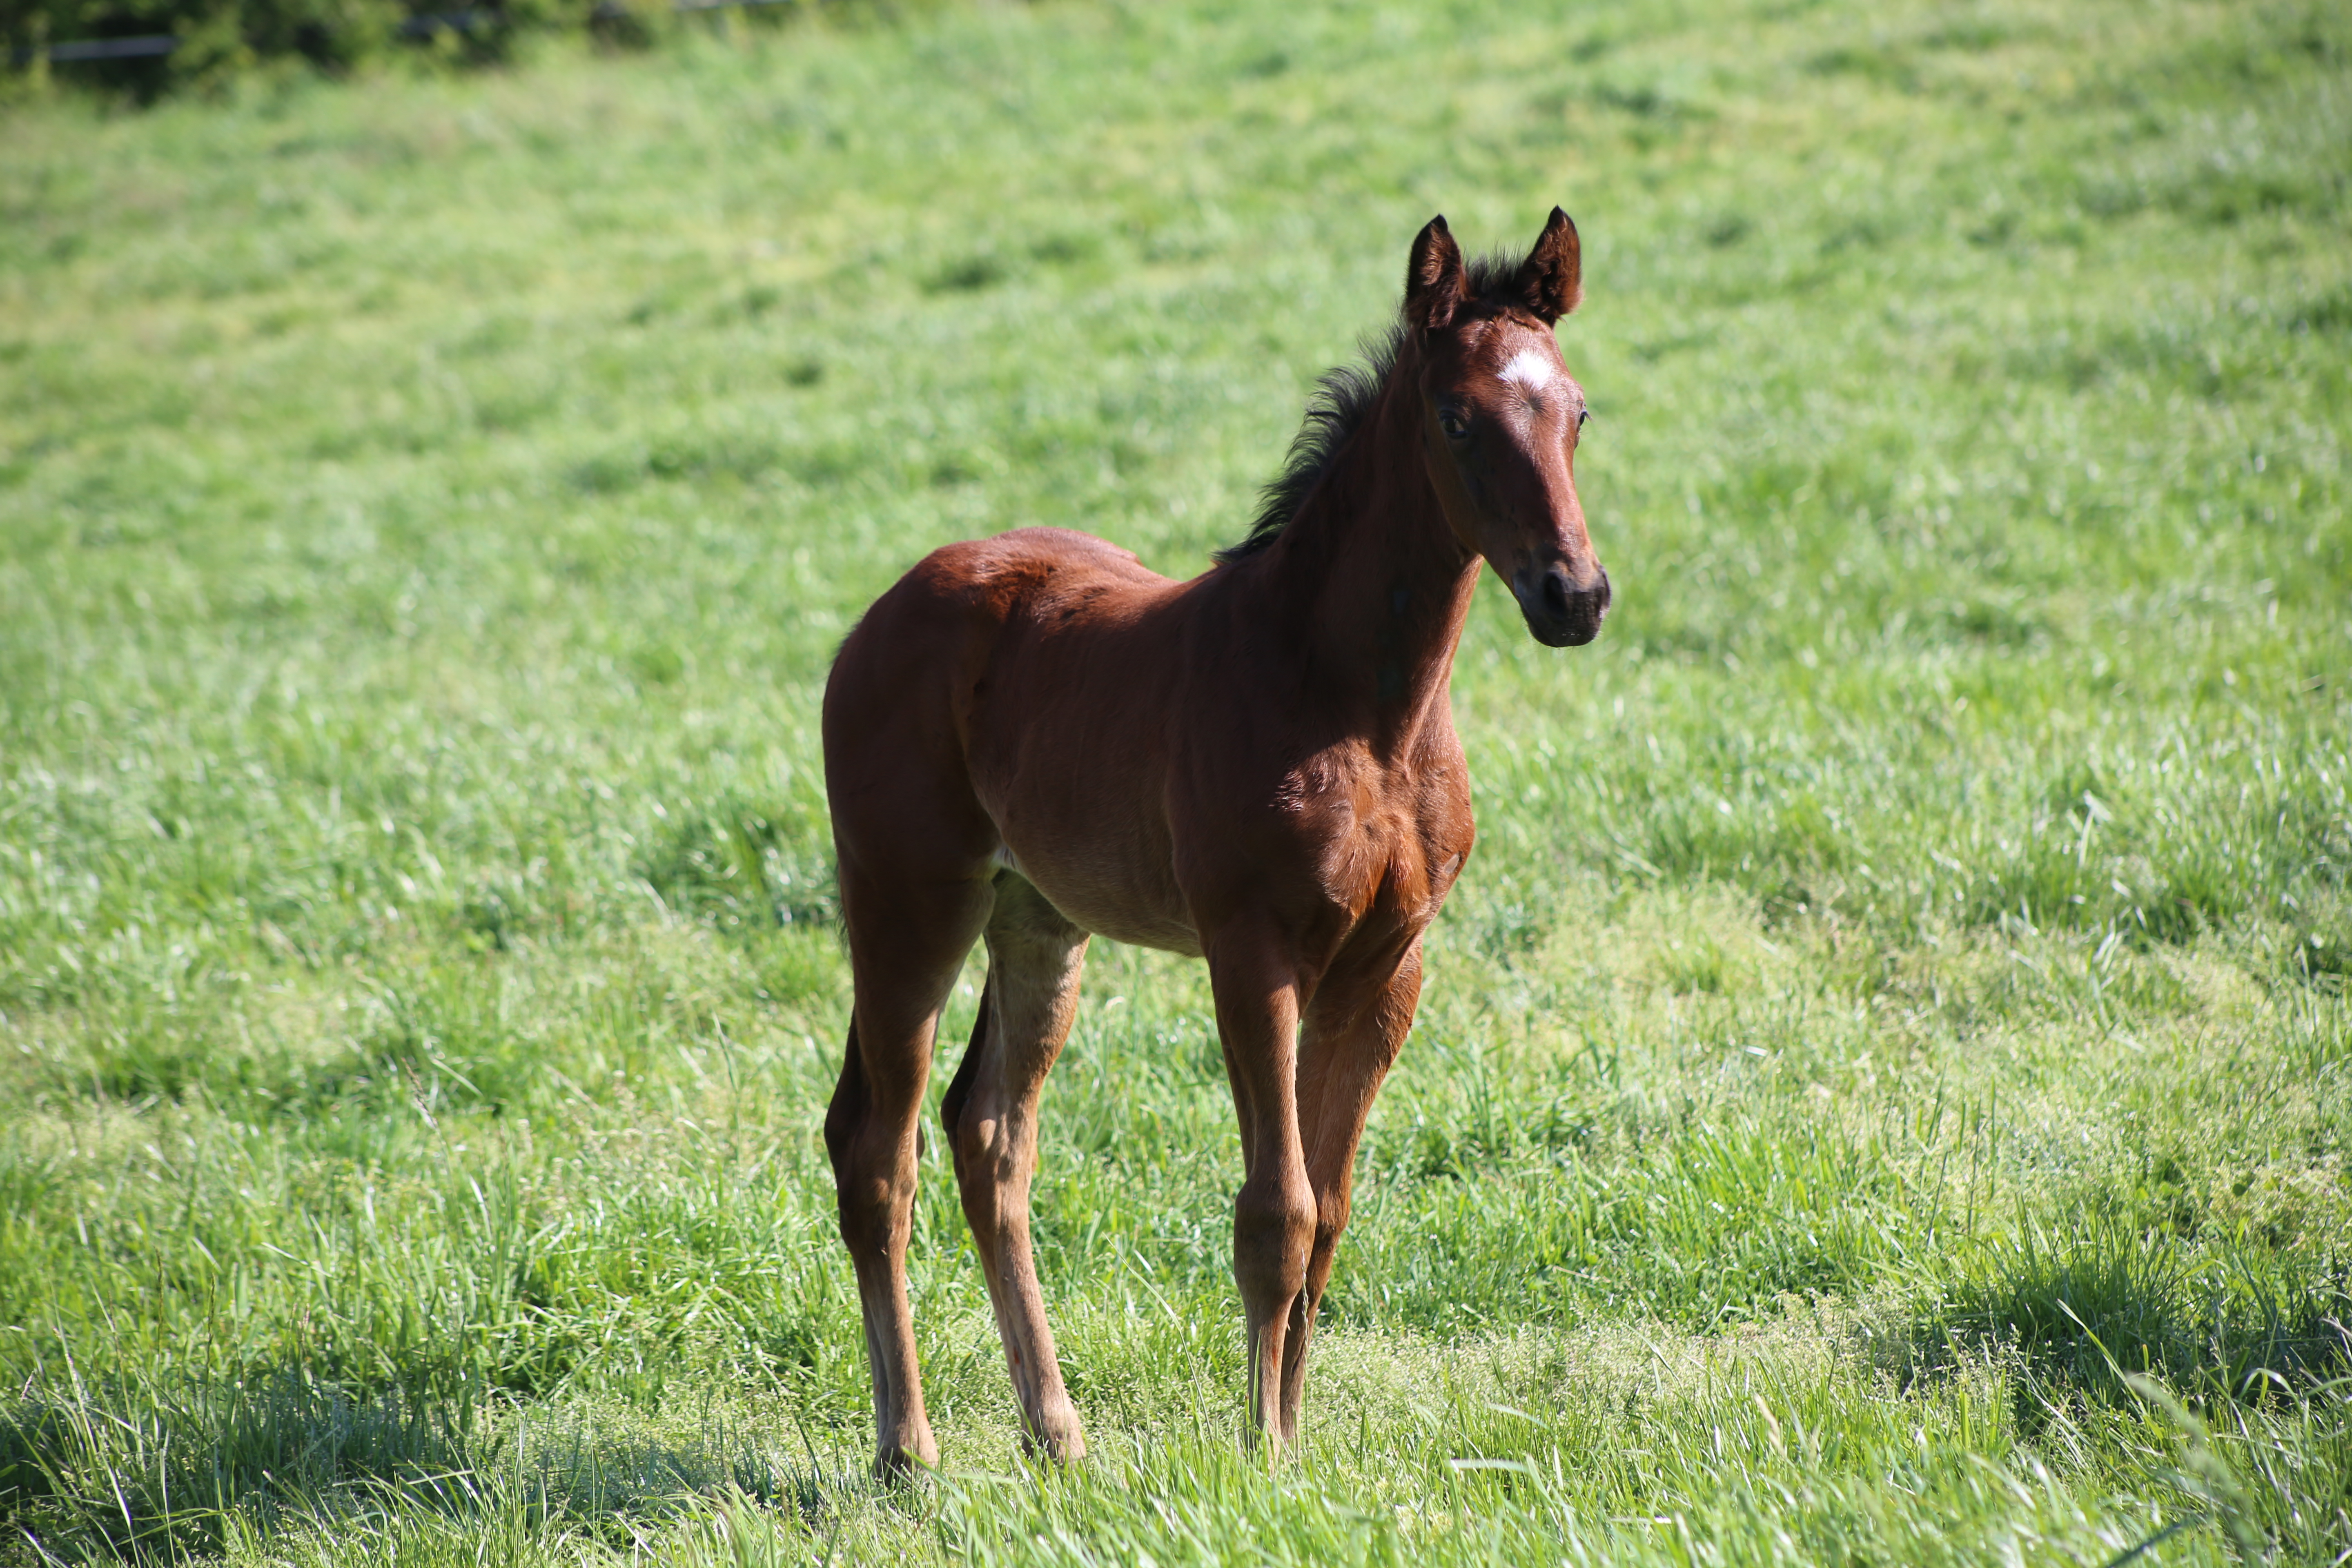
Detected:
[{"left": 991, "top": 840, "right": 1205, "bottom": 958}]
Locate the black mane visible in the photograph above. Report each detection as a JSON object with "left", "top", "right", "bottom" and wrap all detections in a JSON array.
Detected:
[{"left": 1214, "top": 251, "right": 1529, "bottom": 564}]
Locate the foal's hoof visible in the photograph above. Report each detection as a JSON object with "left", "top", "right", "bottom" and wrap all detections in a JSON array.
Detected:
[
  {"left": 1241, "top": 1425, "right": 1301, "bottom": 1464},
  {"left": 871, "top": 1436, "right": 940, "bottom": 1484},
  {"left": 1021, "top": 1405, "right": 1087, "bottom": 1465}
]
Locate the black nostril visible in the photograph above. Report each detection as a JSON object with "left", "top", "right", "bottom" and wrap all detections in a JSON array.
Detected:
[
  {"left": 1541, "top": 570, "right": 1571, "bottom": 617},
  {"left": 1597, "top": 566, "right": 1611, "bottom": 609}
]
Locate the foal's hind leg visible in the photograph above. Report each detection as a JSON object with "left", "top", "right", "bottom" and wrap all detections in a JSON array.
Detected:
[
  {"left": 824, "top": 862, "right": 993, "bottom": 1479},
  {"left": 941, "top": 873, "right": 1090, "bottom": 1460}
]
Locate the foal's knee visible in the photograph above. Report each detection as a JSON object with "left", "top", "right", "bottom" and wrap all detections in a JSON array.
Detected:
[
  {"left": 1232, "top": 1181, "right": 1314, "bottom": 1299},
  {"left": 1314, "top": 1191, "right": 1352, "bottom": 1254}
]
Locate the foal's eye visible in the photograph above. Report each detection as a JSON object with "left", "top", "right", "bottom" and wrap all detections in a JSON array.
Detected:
[
  {"left": 1576, "top": 408, "right": 1591, "bottom": 430},
  {"left": 1439, "top": 408, "right": 1470, "bottom": 440}
]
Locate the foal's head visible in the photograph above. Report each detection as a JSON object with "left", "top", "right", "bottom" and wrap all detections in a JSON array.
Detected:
[{"left": 1407, "top": 210, "right": 1609, "bottom": 648}]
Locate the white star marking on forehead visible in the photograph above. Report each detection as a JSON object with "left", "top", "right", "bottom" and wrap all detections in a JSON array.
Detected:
[{"left": 1497, "top": 346, "right": 1561, "bottom": 396}]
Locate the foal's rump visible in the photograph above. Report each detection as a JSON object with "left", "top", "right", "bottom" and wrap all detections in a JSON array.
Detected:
[{"left": 824, "top": 527, "right": 1200, "bottom": 952}]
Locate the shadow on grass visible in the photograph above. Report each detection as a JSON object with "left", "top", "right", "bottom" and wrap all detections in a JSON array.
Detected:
[
  {"left": 0, "top": 1365, "right": 849, "bottom": 1565},
  {"left": 1905, "top": 1219, "right": 2352, "bottom": 1430},
  {"left": 0, "top": 1370, "right": 472, "bottom": 1563}
]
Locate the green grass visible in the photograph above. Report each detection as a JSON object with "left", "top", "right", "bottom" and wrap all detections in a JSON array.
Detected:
[{"left": 2, "top": 0, "right": 2349, "bottom": 1562}]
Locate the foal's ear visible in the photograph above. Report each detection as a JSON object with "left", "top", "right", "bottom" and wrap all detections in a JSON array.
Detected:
[
  {"left": 1515, "top": 207, "right": 1583, "bottom": 324},
  {"left": 1405, "top": 216, "right": 1466, "bottom": 331}
]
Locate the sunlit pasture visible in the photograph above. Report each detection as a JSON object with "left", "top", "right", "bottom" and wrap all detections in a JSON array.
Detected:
[{"left": 2, "top": 0, "right": 2348, "bottom": 1561}]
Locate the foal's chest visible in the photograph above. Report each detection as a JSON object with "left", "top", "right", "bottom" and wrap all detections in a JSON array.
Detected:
[{"left": 1286, "top": 747, "right": 1474, "bottom": 936}]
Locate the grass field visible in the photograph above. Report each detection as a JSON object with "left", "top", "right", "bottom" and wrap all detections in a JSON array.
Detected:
[{"left": 3, "top": 0, "right": 2350, "bottom": 1561}]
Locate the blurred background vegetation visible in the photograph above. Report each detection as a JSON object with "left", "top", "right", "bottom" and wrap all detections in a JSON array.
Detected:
[{"left": 1, "top": 0, "right": 912, "bottom": 100}]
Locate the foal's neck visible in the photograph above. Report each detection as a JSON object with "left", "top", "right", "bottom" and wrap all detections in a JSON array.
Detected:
[{"left": 1261, "top": 341, "right": 1480, "bottom": 755}]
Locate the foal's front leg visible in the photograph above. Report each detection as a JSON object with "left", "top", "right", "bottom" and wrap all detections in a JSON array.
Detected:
[
  {"left": 1207, "top": 926, "right": 1314, "bottom": 1453},
  {"left": 1279, "top": 941, "right": 1424, "bottom": 1441}
]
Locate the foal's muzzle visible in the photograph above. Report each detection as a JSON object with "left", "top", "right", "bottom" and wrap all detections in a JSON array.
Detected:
[{"left": 1514, "top": 562, "right": 1611, "bottom": 648}]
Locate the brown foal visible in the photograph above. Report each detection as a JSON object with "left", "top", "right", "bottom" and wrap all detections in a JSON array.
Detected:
[{"left": 821, "top": 210, "right": 1608, "bottom": 1476}]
